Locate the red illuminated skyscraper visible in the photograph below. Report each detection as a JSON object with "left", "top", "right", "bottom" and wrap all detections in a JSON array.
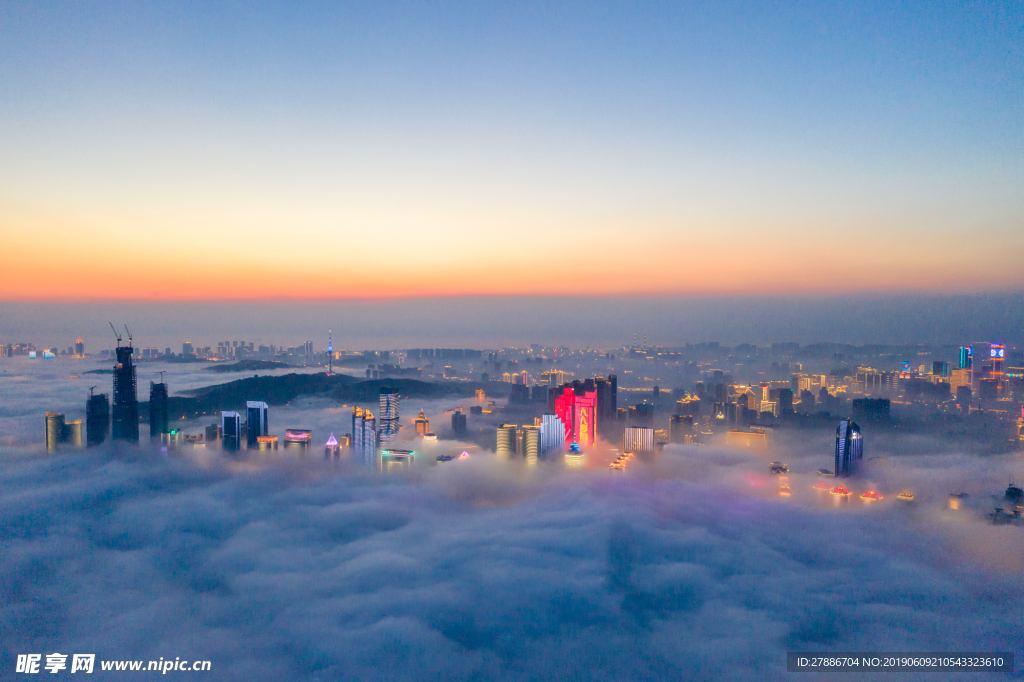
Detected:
[{"left": 553, "top": 384, "right": 597, "bottom": 448}]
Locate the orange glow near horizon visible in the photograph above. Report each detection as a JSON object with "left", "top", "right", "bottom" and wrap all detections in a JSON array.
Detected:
[{"left": 3, "top": 180, "right": 1024, "bottom": 302}]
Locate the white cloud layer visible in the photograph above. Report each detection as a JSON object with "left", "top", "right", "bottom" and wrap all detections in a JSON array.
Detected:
[{"left": 2, "top": 436, "right": 1023, "bottom": 681}]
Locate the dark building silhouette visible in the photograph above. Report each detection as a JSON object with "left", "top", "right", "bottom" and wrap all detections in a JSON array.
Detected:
[
  {"left": 851, "top": 398, "right": 890, "bottom": 421},
  {"left": 86, "top": 392, "right": 110, "bottom": 447},
  {"left": 112, "top": 343, "right": 139, "bottom": 443},
  {"left": 149, "top": 382, "right": 169, "bottom": 439},
  {"left": 627, "top": 404, "right": 655, "bottom": 425},
  {"left": 221, "top": 411, "right": 241, "bottom": 451},
  {"left": 669, "top": 414, "right": 695, "bottom": 443},
  {"left": 451, "top": 410, "right": 467, "bottom": 437},
  {"left": 246, "top": 401, "right": 269, "bottom": 448}
]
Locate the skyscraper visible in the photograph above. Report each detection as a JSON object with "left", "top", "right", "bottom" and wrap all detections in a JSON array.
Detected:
[
  {"left": 414, "top": 410, "right": 429, "bottom": 436},
  {"left": 45, "top": 412, "right": 65, "bottom": 453},
  {"left": 284, "top": 429, "right": 312, "bottom": 451},
  {"left": 553, "top": 383, "right": 597, "bottom": 447},
  {"left": 112, "top": 340, "right": 139, "bottom": 443},
  {"left": 327, "top": 331, "right": 333, "bottom": 375},
  {"left": 221, "top": 411, "right": 241, "bottom": 451},
  {"left": 74, "top": 337, "right": 85, "bottom": 358},
  {"left": 522, "top": 425, "right": 540, "bottom": 465},
  {"left": 352, "top": 407, "right": 377, "bottom": 465},
  {"left": 246, "top": 401, "right": 269, "bottom": 448},
  {"left": 379, "top": 387, "right": 400, "bottom": 443},
  {"left": 539, "top": 413, "right": 566, "bottom": 455},
  {"left": 623, "top": 426, "right": 655, "bottom": 453},
  {"left": 451, "top": 410, "right": 467, "bottom": 437},
  {"left": 834, "top": 419, "right": 863, "bottom": 477},
  {"left": 86, "top": 392, "right": 110, "bottom": 447},
  {"left": 149, "top": 381, "right": 169, "bottom": 439},
  {"left": 496, "top": 424, "right": 517, "bottom": 459},
  {"left": 959, "top": 346, "right": 973, "bottom": 370}
]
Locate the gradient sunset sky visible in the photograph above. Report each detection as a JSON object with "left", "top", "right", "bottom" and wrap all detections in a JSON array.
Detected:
[{"left": 1, "top": 1, "right": 1021, "bottom": 301}]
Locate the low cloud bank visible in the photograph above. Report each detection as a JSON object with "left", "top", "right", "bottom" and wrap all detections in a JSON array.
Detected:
[{"left": 2, "top": 434, "right": 1022, "bottom": 681}]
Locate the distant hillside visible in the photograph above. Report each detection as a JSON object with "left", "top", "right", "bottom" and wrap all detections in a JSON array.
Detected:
[
  {"left": 205, "top": 359, "right": 292, "bottom": 373},
  {"left": 139, "top": 372, "right": 481, "bottom": 422}
]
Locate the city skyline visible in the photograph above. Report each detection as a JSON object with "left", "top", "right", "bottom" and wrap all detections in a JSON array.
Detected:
[
  {"left": 4, "top": 4, "right": 1024, "bottom": 678},
  {"left": 2, "top": 2, "right": 1022, "bottom": 301}
]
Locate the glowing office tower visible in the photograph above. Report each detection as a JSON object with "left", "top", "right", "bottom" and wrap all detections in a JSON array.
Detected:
[
  {"left": 112, "top": 342, "right": 139, "bottom": 443},
  {"left": 325, "top": 433, "right": 339, "bottom": 457},
  {"left": 284, "top": 429, "right": 312, "bottom": 451},
  {"left": 149, "top": 382, "right": 169, "bottom": 440},
  {"left": 834, "top": 419, "right": 863, "bottom": 478},
  {"left": 379, "top": 387, "right": 400, "bottom": 441},
  {"left": 522, "top": 425, "right": 540, "bottom": 466},
  {"left": 539, "top": 414, "right": 566, "bottom": 456},
  {"left": 414, "top": 410, "right": 429, "bottom": 436},
  {"left": 959, "top": 346, "right": 973, "bottom": 369},
  {"left": 74, "top": 337, "right": 85, "bottom": 358},
  {"left": 86, "top": 392, "right": 109, "bottom": 447},
  {"left": 327, "top": 331, "right": 333, "bottom": 375},
  {"left": 380, "top": 449, "right": 415, "bottom": 472},
  {"left": 221, "top": 411, "right": 242, "bottom": 451},
  {"left": 496, "top": 424, "right": 517, "bottom": 459},
  {"left": 246, "top": 401, "right": 269, "bottom": 448},
  {"left": 352, "top": 407, "right": 377, "bottom": 466},
  {"left": 553, "top": 385, "right": 597, "bottom": 447},
  {"left": 564, "top": 442, "right": 585, "bottom": 468},
  {"left": 990, "top": 343, "right": 1005, "bottom": 380},
  {"left": 623, "top": 426, "right": 655, "bottom": 453}
]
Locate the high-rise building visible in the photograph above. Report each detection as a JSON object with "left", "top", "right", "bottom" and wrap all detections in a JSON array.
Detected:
[
  {"left": 325, "top": 433, "right": 339, "bottom": 457},
  {"left": 221, "top": 411, "right": 242, "bottom": 451},
  {"left": 182, "top": 341, "right": 194, "bottom": 357},
  {"left": 496, "top": 424, "right": 517, "bottom": 459},
  {"left": 64, "top": 419, "right": 82, "bottom": 447},
  {"left": 352, "top": 407, "right": 377, "bottom": 465},
  {"left": 112, "top": 342, "right": 139, "bottom": 443},
  {"left": 451, "top": 410, "right": 467, "bottom": 437},
  {"left": 959, "top": 346, "right": 973, "bottom": 370},
  {"left": 381, "top": 449, "right": 415, "bottom": 472},
  {"left": 45, "top": 412, "right": 65, "bottom": 453},
  {"left": 539, "top": 414, "right": 566, "bottom": 455},
  {"left": 834, "top": 419, "right": 863, "bottom": 477},
  {"left": 45, "top": 412, "right": 83, "bottom": 451},
  {"left": 623, "top": 426, "right": 655, "bottom": 453},
  {"left": 256, "top": 435, "right": 279, "bottom": 451},
  {"left": 379, "top": 387, "right": 400, "bottom": 441},
  {"left": 246, "top": 401, "right": 269, "bottom": 448},
  {"left": 669, "top": 414, "right": 695, "bottom": 443},
  {"left": 522, "top": 425, "right": 540, "bottom": 465},
  {"left": 74, "top": 337, "right": 85, "bottom": 358},
  {"left": 414, "top": 410, "right": 429, "bottom": 436},
  {"left": 627, "top": 404, "right": 655, "bottom": 425},
  {"left": 284, "top": 429, "right": 312, "bottom": 451},
  {"left": 932, "top": 361, "right": 949, "bottom": 377},
  {"left": 86, "top": 392, "right": 110, "bottom": 447},
  {"left": 553, "top": 384, "right": 597, "bottom": 447},
  {"left": 149, "top": 382, "right": 169, "bottom": 439}
]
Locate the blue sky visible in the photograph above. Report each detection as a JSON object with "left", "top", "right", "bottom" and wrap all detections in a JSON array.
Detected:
[{"left": 1, "top": 1, "right": 1022, "bottom": 299}]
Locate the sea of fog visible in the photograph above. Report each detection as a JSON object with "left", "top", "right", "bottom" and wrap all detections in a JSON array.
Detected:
[{"left": 2, "top": 358, "right": 1023, "bottom": 680}]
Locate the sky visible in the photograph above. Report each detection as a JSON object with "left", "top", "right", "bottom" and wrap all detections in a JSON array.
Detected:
[{"left": 1, "top": 1, "right": 1023, "bottom": 301}]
